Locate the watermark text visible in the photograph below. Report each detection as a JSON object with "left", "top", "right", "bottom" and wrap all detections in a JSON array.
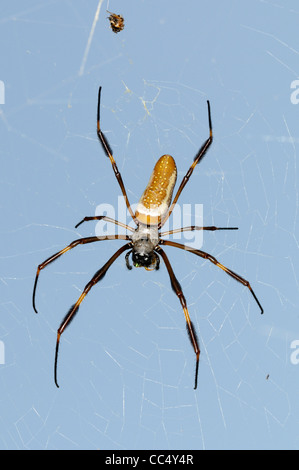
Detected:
[
  {"left": 290, "top": 80, "right": 299, "bottom": 104},
  {"left": 94, "top": 196, "right": 204, "bottom": 249},
  {"left": 0, "top": 341, "right": 5, "bottom": 365},
  {"left": 290, "top": 339, "right": 299, "bottom": 365},
  {"left": 0, "top": 80, "right": 4, "bottom": 105}
]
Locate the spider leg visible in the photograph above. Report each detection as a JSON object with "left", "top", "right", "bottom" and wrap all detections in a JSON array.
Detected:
[
  {"left": 125, "top": 250, "right": 133, "bottom": 270},
  {"left": 54, "top": 242, "right": 132, "bottom": 388},
  {"left": 155, "top": 246, "right": 200, "bottom": 390},
  {"left": 155, "top": 253, "right": 160, "bottom": 271},
  {"left": 32, "top": 234, "right": 130, "bottom": 313},
  {"left": 97, "top": 87, "right": 137, "bottom": 224},
  {"left": 160, "top": 225, "right": 238, "bottom": 237},
  {"left": 75, "top": 215, "right": 134, "bottom": 232},
  {"left": 160, "top": 240, "right": 263, "bottom": 314},
  {"left": 160, "top": 100, "right": 213, "bottom": 228}
]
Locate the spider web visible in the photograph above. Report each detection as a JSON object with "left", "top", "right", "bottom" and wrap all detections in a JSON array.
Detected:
[{"left": 0, "top": 0, "right": 299, "bottom": 450}]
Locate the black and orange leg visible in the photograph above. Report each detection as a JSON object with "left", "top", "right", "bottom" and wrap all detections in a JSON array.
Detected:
[
  {"left": 155, "top": 246, "right": 200, "bottom": 390},
  {"left": 32, "top": 234, "right": 130, "bottom": 313},
  {"left": 159, "top": 240, "right": 264, "bottom": 314},
  {"left": 160, "top": 100, "right": 213, "bottom": 228},
  {"left": 97, "top": 87, "right": 137, "bottom": 224},
  {"left": 160, "top": 225, "right": 238, "bottom": 237},
  {"left": 54, "top": 242, "right": 132, "bottom": 388},
  {"left": 75, "top": 215, "right": 134, "bottom": 232},
  {"left": 125, "top": 250, "right": 133, "bottom": 270}
]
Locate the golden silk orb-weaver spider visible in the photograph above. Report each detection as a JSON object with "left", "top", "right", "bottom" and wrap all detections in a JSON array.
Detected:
[
  {"left": 33, "top": 87, "right": 264, "bottom": 389},
  {"left": 107, "top": 11, "right": 124, "bottom": 33}
]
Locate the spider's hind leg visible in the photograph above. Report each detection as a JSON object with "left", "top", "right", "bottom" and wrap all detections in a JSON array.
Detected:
[{"left": 54, "top": 242, "right": 132, "bottom": 388}]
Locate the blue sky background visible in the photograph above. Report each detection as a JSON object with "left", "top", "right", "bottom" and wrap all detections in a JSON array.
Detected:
[{"left": 0, "top": 0, "right": 299, "bottom": 450}]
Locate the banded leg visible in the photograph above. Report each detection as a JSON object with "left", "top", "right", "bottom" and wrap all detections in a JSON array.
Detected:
[
  {"left": 155, "top": 246, "right": 200, "bottom": 389},
  {"left": 125, "top": 250, "right": 133, "bottom": 270},
  {"left": 32, "top": 234, "right": 130, "bottom": 313},
  {"left": 55, "top": 242, "right": 132, "bottom": 387},
  {"left": 160, "top": 100, "right": 213, "bottom": 228},
  {"left": 160, "top": 240, "right": 263, "bottom": 314},
  {"left": 160, "top": 225, "right": 238, "bottom": 237},
  {"left": 75, "top": 215, "right": 134, "bottom": 232},
  {"left": 97, "top": 87, "right": 137, "bottom": 224}
]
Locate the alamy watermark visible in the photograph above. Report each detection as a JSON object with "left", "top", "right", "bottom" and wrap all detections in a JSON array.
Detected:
[
  {"left": 0, "top": 340, "right": 5, "bottom": 365},
  {"left": 290, "top": 340, "right": 299, "bottom": 365},
  {"left": 0, "top": 80, "right": 4, "bottom": 105},
  {"left": 94, "top": 196, "right": 204, "bottom": 249},
  {"left": 290, "top": 80, "right": 299, "bottom": 104}
]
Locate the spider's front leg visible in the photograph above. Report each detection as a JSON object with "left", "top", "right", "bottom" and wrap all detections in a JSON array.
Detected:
[
  {"left": 155, "top": 246, "right": 200, "bottom": 389},
  {"left": 54, "top": 242, "right": 132, "bottom": 388}
]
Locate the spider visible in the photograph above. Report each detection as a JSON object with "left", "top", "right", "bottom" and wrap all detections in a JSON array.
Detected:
[
  {"left": 33, "top": 87, "right": 264, "bottom": 389},
  {"left": 107, "top": 11, "right": 124, "bottom": 33}
]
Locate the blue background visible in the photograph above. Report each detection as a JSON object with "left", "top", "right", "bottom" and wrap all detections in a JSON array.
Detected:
[{"left": 0, "top": 0, "right": 298, "bottom": 450}]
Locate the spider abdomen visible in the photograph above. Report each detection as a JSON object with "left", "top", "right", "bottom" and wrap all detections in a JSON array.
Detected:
[{"left": 135, "top": 154, "right": 177, "bottom": 226}]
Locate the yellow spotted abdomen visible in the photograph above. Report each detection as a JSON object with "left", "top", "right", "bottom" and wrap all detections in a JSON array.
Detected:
[{"left": 135, "top": 154, "right": 177, "bottom": 226}]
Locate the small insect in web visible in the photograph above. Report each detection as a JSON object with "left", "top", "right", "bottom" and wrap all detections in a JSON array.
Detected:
[
  {"left": 107, "top": 11, "right": 124, "bottom": 33},
  {"left": 32, "top": 87, "right": 264, "bottom": 389}
]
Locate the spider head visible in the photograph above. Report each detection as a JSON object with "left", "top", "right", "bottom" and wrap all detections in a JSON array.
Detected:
[
  {"left": 131, "top": 240, "right": 159, "bottom": 271},
  {"left": 132, "top": 251, "right": 156, "bottom": 270}
]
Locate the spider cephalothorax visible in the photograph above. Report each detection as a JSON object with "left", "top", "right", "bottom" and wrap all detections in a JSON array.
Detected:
[
  {"left": 130, "top": 223, "right": 159, "bottom": 269},
  {"left": 33, "top": 87, "right": 263, "bottom": 389}
]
